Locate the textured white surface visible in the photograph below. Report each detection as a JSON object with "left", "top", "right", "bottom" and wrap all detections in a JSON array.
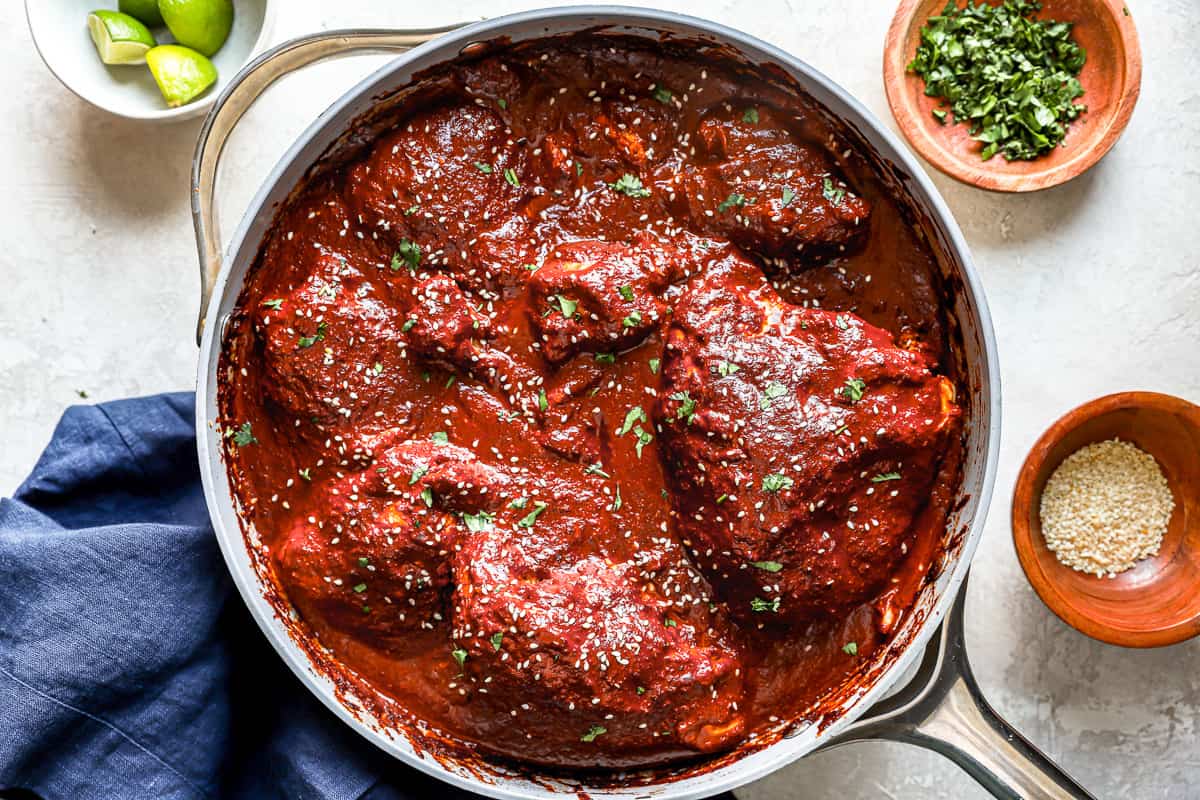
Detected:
[{"left": 5, "top": 1, "right": 1200, "bottom": 797}]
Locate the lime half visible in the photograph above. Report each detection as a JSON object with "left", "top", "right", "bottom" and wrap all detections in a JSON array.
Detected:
[
  {"left": 118, "top": 0, "right": 165, "bottom": 27},
  {"left": 158, "top": 0, "right": 234, "bottom": 57},
  {"left": 146, "top": 44, "right": 218, "bottom": 108},
  {"left": 87, "top": 10, "right": 156, "bottom": 66}
]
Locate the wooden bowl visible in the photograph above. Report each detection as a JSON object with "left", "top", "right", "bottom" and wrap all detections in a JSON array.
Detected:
[
  {"left": 1012, "top": 393, "right": 1200, "bottom": 647},
  {"left": 883, "top": 0, "right": 1142, "bottom": 192}
]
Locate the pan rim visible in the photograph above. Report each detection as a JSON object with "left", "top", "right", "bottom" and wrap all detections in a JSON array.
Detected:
[{"left": 196, "top": 6, "right": 1002, "bottom": 798}]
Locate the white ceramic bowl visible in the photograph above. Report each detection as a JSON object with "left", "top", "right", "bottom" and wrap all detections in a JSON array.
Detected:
[{"left": 26, "top": 0, "right": 274, "bottom": 121}]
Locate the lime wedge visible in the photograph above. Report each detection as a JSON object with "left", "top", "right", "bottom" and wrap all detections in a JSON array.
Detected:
[
  {"left": 158, "top": 0, "right": 234, "bottom": 57},
  {"left": 87, "top": 10, "right": 156, "bottom": 66},
  {"left": 145, "top": 44, "right": 218, "bottom": 108},
  {"left": 118, "top": 0, "right": 165, "bottom": 27}
]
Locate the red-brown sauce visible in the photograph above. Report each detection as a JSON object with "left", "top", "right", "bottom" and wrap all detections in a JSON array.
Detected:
[{"left": 218, "top": 33, "right": 964, "bottom": 770}]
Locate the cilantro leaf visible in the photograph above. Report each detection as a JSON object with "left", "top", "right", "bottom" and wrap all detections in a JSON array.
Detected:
[
  {"left": 751, "top": 597, "right": 781, "bottom": 613},
  {"left": 762, "top": 473, "right": 794, "bottom": 493},
  {"left": 517, "top": 501, "right": 549, "bottom": 528},
  {"left": 608, "top": 173, "right": 651, "bottom": 198},
  {"left": 670, "top": 391, "right": 696, "bottom": 425},
  {"left": 554, "top": 295, "right": 578, "bottom": 318},
  {"left": 617, "top": 406, "right": 647, "bottom": 436},
  {"left": 461, "top": 511, "right": 495, "bottom": 533},
  {"left": 391, "top": 239, "right": 420, "bottom": 271},
  {"left": 581, "top": 725, "right": 607, "bottom": 742},
  {"left": 230, "top": 421, "right": 256, "bottom": 447},
  {"left": 822, "top": 177, "right": 846, "bottom": 205},
  {"left": 717, "top": 192, "right": 747, "bottom": 213}
]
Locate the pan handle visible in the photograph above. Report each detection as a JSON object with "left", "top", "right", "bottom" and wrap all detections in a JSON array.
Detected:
[
  {"left": 190, "top": 26, "right": 463, "bottom": 345},
  {"left": 823, "top": 577, "right": 1095, "bottom": 800}
]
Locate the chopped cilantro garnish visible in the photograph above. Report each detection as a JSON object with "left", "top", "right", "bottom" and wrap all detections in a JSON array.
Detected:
[
  {"left": 581, "top": 725, "right": 607, "bottom": 742},
  {"left": 822, "top": 177, "right": 846, "bottom": 205},
  {"left": 431, "top": 431, "right": 449, "bottom": 443},
  {"left": 452, "top": 648, "right": 467, "bottom": 669},
  {"left": 230, "top": 421, "right": 256, "bottom": 447},
  {"left": 664, "top": 617, "right": 677, "bottom": 627},
  {"left": 636, "top": 685, "right": 646, "bottom": 695},
  {"left": 762, "top": 473, "right": 794, "bottom": 493},
  {"left": 608, "top": 173, "right": 651, "bottom": 198},
  {"left": 751, "top": 596, "right": 781, "bottom": 613},
  {"left": 716, "top": 360, "right": 740, "bottom": 377},
  {"left": 420, "top": 487, "right": 434, "bottom": 507},
  {"left": 618, "top": 285, "right": 634, "bottom": 301},
  {"left": 752, "top": 560, "right": 784, "bottom": 572},
  {"left": 461, "top": 511, "right": 495, "bottom": 532},
  {"left": 907, "top": 0, "right": 1087, "bottom": 161},
  {"left": 517, "top": 501, "right": 549, "bottom": 528},
  {"left": 742, "top": 107, "right": 759, "bottom": 124},
  {"left": 652, "top": 85, "right": 673, "bottom": 104},
  {"left": 409, "top": 465, "right": 428, "bottom": 485},
  {"left": 760, "top": 381, "right": 788, "bottom": 409},
  {"left": 554, "top": 295, "right": 578, "bottom": 318},
  {"left": 670, "top": 391, "right": 696, "bottom": 425},
  {"left": 297, "top": 322, "right": 327, "bottom": 349},
  {"left": 843, "top": 641, "right": 859, "bottom": 656},
  {"left": 392, "top": 239, "right": 420, "bottom": 271},
  {"left": 633, "top": 426, "right": 653, "bottom": 458},
  {"left": 780, "top": 187, "right": 796, "bottom": 207},
  {"left": 497, "top": 98, "right": 507, "bottom": 109},
  {"left": 617, "top": 406, "right": 647, "bottom": 436},
  {"left": 842, "top": 377, "right": 866, "bottom": 403},
  {"left": 622, "top": 311, "right": 643, "bottom": 328},
  {"left": 491, "top": 632, "right": 503, "bottom": 650},
  {"left": 648, "top": 358, "right": 660, "bottom": 374},
  {"left": 717, "top": 192, "right": 747, "bottom": 213}
]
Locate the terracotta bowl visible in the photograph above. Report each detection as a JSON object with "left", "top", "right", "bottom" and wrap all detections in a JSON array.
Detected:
[
  {"left": 1012, "top": 392, "right": 1200, "bottom": 647},
  {"left": 883, "top": 0, "right": 1142, "bottom": 192}
]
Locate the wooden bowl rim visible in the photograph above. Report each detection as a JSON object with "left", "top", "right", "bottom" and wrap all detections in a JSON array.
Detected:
[
  {"left": 1011, "top": 391, "right": 1200, "bottom": 647},
  {"left": 883, "top": 0, "right": 1143, "bottom": 193}
]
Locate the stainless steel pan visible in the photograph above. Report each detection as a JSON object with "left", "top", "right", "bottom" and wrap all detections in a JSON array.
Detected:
[{"left": 192, "top": 8, "right": 1089, "bottom": 799}]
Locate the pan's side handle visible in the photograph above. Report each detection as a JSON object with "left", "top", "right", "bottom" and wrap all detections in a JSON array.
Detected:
[
  {"left": 190, "top": 26, "right": 463, "bottom": 345},
  {"left": 823, "top": 578, "right": 1095, "bottom": 800}
]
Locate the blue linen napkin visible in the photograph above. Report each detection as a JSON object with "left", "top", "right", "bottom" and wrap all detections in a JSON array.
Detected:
[{"left": 0, "top": 393, "right": 475, "bottom": 800}]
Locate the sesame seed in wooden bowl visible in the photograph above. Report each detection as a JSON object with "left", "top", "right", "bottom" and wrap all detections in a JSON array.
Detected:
[{"left": 1012, "top": 392, "right": 1200, "bottom": 647}]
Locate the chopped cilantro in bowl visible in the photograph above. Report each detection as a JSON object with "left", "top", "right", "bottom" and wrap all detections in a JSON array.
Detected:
[{"left": 907, "top": 0, "right": 1087, "bottom": 161}]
